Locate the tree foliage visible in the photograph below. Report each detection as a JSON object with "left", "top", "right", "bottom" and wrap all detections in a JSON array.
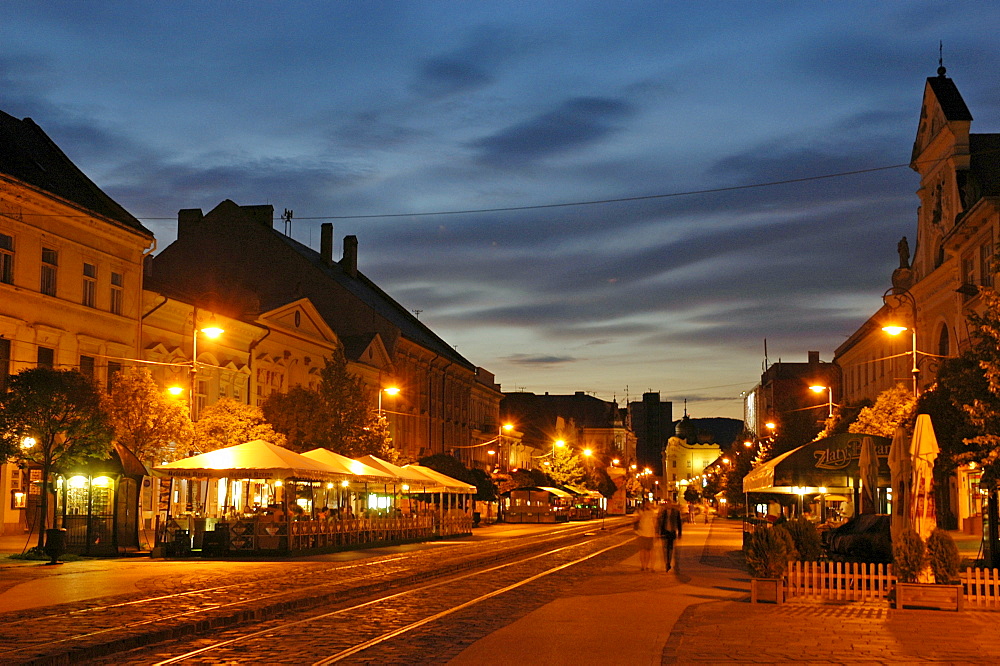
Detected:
[
  {"left": 195, "top": 398, "right": 286, "bottom": 452},
  {"left": 848, "top": 384, "right": 916, "bottom": 438},
  {"left": 0, "top": 368, "right": 115, "bottom": 546},
  {"left": 547, "top": 445, "right": 585, "bottom": 487},
  {"left": 947, "top": 288, "right": 1000, "bottom": 483},
  {"left": 260, "top": 386, "right": 327, "bottom": 452},
  {"left": 261, "top": 351, "right": 392, "bottom": 458},
  {"left": 102, "top": 367, "right": 192, "bottom": 464}
]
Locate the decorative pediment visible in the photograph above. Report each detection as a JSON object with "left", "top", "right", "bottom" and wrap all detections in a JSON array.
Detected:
[
  {"left": 343, "top": 332, "right": 392, "bottom": 370},
  {"left": 258, "top": 297, "right": 339, "bottom": 348}
]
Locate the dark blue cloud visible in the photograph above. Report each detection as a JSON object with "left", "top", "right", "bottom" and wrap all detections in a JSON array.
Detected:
[{"left": 469, "top": 96, "right": 635, "bottom": 167}]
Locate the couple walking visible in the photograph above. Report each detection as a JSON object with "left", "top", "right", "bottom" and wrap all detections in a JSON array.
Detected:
[{"left": 633, "top": 500, "right": 682, "bottom": 572}]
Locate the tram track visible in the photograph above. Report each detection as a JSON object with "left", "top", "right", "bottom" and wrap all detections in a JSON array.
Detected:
[
  {"left": 0, "top": 519, "right": 627, "bottom": 665},
  {"left": 113, "top": 524, "right": 635, "bottom": 665}
]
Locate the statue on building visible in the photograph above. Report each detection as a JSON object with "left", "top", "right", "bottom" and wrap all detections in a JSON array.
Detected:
[{"left": 897, "top": 236, "right": 910, "bottom": 269}]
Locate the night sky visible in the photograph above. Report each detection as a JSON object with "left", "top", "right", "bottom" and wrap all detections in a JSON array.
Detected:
[{"left": 4, "top": 2, "right": 999, "bottom": 418}]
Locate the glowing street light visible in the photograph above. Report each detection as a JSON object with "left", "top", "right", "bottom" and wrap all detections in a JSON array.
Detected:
[
  {"left": 378, "top": 386, "right": 400, "bottom": 415},
  {"left": 189, "top": 309, "right": 224, "bottom": 421},
  {"left": 809, "top": 385, "right": 834, "bottom": 418},
  {"left": 882, "top": 287, "right": 919, "bottom": 398}
]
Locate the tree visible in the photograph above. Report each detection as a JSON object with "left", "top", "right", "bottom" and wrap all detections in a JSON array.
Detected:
[
  {"left": 683, "top": 484, "right": 701, "bottom": 504},
  {"left": 102, "top": 367, "right": 192, "bottom": 464},
  {"left": 848, "top": 384, "right": 916, "bottom": 438},
  {"left": 585, "top": 466, "right": 617, "bottom": 498},
  {"left": 0, "top": 368, "right": 114, "bottom": 547},
  {"left": 950, "top": 288, "right": 1000, "bottom": 483},
  {"left": 262, "top": 351, "right": 392, "bottom": 458},
  {"left": 261, "top": 386, "right": 327, "bottom": 452},
  {"left": 547, "top": 445, "right": 585, "bottom": 487},
  {"left": 194, "top": 398, "right": 286, "bottom": 452}
]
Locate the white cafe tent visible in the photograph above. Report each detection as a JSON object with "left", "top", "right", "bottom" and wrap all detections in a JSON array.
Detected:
[{"left": 156, "top": 439, "right": 341, "bottom": 481}]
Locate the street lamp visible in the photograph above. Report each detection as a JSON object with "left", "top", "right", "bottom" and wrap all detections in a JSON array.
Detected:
[
  {"left": 378, "top": 386, "right": 400, "bottom": 415},
  {"left": 808, "top": 385, "right": 833, "bottom": 418},
  {"left": 882, "top": 287, "right": 919, "bottom": 398},
  {"left": 189, "top": 309, "right": 224, "bottom": 421},
  {"left": 498, "top": 422, "right": 513, "bottom": 473}
]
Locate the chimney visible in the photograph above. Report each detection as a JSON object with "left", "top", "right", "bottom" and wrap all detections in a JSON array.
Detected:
[
  {"left": 320, "top": 223, "right": 334, "bottom": 266},
  {"left": 808, "top": 351, "right": 820, "bottom": 366},
  {"left": 341, "top": 235, "right": 358, "bottom": 277},
  {"left": 177, "top": 208, "right": 203, "bottom": 238}
]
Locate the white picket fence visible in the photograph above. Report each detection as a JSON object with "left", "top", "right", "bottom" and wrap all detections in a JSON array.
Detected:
[
  {"left": 962, "top": 567, "right": 1000, "bottom": 609},
  {"left": 785, "top": 562, "right": 1000, "bottom": 608},
  {"left": 785, "top": 561, "right": 894, "bottom": 601}
]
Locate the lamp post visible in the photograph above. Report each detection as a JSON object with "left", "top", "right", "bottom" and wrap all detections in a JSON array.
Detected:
[
  {"left": 882, "top": 287, "right": 919, "bottom": 398},
  {"left": 808, "top": 385, "right": 833, "bottom": 418},
  {"left": 499, "top": 423, "right": 513, "bottom": 473},
  {"left": 189, "top": 307, "right": 224, "bottom": 421},
  {"left": 378, "top": 386, "right": 400, "bottom": 415}
]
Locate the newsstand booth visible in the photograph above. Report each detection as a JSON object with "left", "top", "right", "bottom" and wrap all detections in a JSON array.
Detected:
[
  {"left": 503, "top": 486, "right": 573, "bottom": 523},
  {"left": 55, "top": 442, "right": 147, "bottom": 556},
  {"left": 742, "top": 433, "right": 892, "bottom": 528}
]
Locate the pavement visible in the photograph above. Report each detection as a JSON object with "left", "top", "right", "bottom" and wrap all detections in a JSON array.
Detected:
[
  {"left": 1, "top": 520, "right": 996, "bottom": 664},
  {"left": 448, "top": 520, "right": 1000, "bottom": 665}
]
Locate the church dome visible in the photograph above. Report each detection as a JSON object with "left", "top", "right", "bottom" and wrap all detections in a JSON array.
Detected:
[{"left": 675, "top": 415, "right": 697, "bottom": 441}]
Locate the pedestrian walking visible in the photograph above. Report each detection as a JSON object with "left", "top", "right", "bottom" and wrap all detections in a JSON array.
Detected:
[
  {"left": 632, "top": 500, "right": 659, "bottom": 572},
  {"left": 658, "top": 500, "right": 683, "bottom": 572}
]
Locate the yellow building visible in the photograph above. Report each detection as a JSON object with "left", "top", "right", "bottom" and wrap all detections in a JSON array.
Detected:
[
  {"left": 835, "top": 66, "right": 1000, "bottom": 531},
  {"left": 0, "top": 111, "right": 155, "bottom": 535}
]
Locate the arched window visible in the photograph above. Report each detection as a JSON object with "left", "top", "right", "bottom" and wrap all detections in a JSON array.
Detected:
[{"left": 938, "top": 323, "right": 950, "bottom": 358}]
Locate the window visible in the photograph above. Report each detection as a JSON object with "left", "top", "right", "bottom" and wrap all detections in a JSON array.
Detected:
[
  {"left": 980, "top": 241, "right": 994, "bottom": 287},
  {"left": 82, "top": 263, "right": 97, "bottom": 308},
  {"left": 80, "top": 355, "right": 95, "bottom": 379},
  {"left": 0, "top": 232, "right": 13, "bottom": 284},
  {"left": 41, "top": 247, "right": 58, "bottom": 296},
  {"left": 938, "top": 324, "right": 951, "bottom": 358},
  {"left": 106, "top": 360, "right": 122, "bottom": 392},
  {"left": 110, "top": 271, "right": 123, "bottom": 315},
  {"left": 37, "top": 346, "right": 55, "bottom": 368},
  {"left": 0, "top": 338, "right": 10, "bottom": 392}
]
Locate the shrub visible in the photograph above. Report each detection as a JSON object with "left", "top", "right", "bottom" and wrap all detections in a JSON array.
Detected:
[
  {"left": 892, "top": 527, "right": 926, "bottom": 583},
  {"left": 745, "top": 526, "right": 792, "bottom": 578},
  {"left": 926, "top": 529, "right": 962, "bottom": 585},
  {"left": 783, "top": 517, "right": 822, "bottom": 561}
]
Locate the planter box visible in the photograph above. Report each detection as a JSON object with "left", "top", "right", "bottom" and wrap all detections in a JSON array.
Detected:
[
  {"left": 895, "top": 583, "right": 964, "bottom": 611},
  {"left": 751, "top": 577, "right": 784, "bottom": 604}
]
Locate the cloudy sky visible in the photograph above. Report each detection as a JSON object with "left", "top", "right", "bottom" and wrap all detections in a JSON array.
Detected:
[{"left": 4, "top": 2, "right": 999, "bottom": 419}]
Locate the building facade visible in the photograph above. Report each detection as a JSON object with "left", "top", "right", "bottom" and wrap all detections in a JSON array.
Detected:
[
  {"left": 146, "top": 201, "right": 502, "bottom": 465},
  {"left": 628, "top": 392, "right": 673, "bottom": 471},
  {"left": 834, "top": 67, "right": 1000, "bottom": 531},
  {"left": 0, "top": 111, "right": 155, "bottom": 535},
  {"left": 501, "top": 391, "right": 636, "bottom": 472}
]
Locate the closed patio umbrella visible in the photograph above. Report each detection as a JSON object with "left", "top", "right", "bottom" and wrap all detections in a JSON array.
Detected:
[
  {"left": 859, "top": 436, "right": 879, "bottom": 514},
  {"left": 909, "top": 414, "right": 939, "bottom": 542},
  {"left": 888, "top": 425, "right": 911, "bottom": 542}
]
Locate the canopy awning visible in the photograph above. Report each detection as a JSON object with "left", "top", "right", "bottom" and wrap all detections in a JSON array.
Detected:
[
  {"left": 301, "top": 448, "right": 394, "bottom": 482},
  {"left": 356, "top": 455, "right": 434, "bottom": 485},
  {"left": 536, "top": 486, "right": 574, "bottom": 498},
  {"left": 401, "top": 465, "right": 476, "bottom": 493},
  {"left": 743, "top": 433, "right": 892, "bottom": 494},
  {"left": 155, "top": 439, "right": 339, "bottom": 481}
]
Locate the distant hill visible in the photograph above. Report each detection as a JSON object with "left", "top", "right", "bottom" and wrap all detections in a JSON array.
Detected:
[{"left": 673, "top": 417, "right": 744, "bottom": 447}]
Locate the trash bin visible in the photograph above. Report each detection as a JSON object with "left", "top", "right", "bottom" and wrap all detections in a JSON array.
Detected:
[
  {"left": 472, "top": 512, "right": 481, "bottom": 527},
  {"left": 44, "top": 528, "right": 68, "bottom": 562}
]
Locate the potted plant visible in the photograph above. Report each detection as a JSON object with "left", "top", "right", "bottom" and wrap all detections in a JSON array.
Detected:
[
  {"left": 745, "top": 525, "right": 794, "bottom": 604},
  {"left": 893, "top": 528, "right": 964, "bottom": 610}
]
